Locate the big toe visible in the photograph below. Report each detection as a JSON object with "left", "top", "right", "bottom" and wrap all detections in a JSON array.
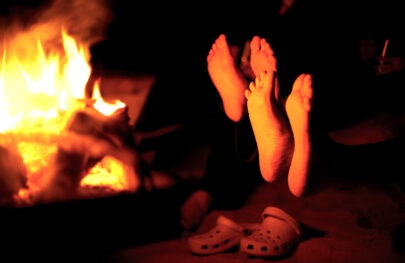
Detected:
[
  {"left": 291, "top": 74, "right": 307, "bottom": 93},
  {"left": 303, "top": 74, "right": 313, "bottom": 99},
  {"left": 250, "top": 35, "right": 261, "bottom": 53},
  {"left": 216, "top": 34, "right": 228, "bottom": 49}
]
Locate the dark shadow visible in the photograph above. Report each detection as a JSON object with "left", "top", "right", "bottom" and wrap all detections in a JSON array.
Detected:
[
  {"left": 299, "top": 222, "right": 326, "bottom": 242},
  {"left": 391, "top": 223, "right": 405, "bottom": 254},
  {"left": 0, "top": 185, "right": 190, "bottom": 256}
]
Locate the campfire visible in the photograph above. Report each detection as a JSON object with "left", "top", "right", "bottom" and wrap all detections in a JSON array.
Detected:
[{"left": 0, "top": 0, "right": 141, "bottom": 207}]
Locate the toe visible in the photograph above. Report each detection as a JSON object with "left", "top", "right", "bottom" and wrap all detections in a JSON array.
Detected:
[
  {"left": 303, "top": 74, "right": 313, "bottom": 99},
  {"left": 216, "top": 34, "right": 227, "bottom": 48},
  {"left": 255, "top": 73, "right": 263, "bottom": 87},
  {"left": 250, "top": 36, "right": 260, "bottom": 53},
  {"left": 249, "top": 81, "right": 256, "bottom": 92},
  {"left": 303, "top": 97, "right": 312, "bottom": 112},
  {"left": 207, "top": 50, "right": 214, "bottom": 62},
  {"left": 260, "top": 38, "right": 268, "bottom": 51},
  {"left": 212, "top": 43, "right": 218, "bottom": 51},
  {"left": 245, "top": 89, "right": 252, "bottom": 99},
  {"left": 262, "top": 39, "right": 274, "bottom": 55},
  {"left": 292, "top": 74, "right": 306, "bottom": 92}
]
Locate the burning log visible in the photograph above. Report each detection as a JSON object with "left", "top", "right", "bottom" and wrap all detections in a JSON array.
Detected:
[
  {"left": 0, "top": 97, "right": 143, "bottom": 207},
  {"left": 34, "top": 107, "right": 141, "bottom": 204}
]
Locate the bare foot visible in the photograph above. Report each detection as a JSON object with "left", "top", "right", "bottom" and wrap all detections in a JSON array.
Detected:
[
  {"left": 250, "top": 36, "right": 277, "bottom": 77},
  {"left": 207, "top": 34, "right": 248, "bottom": 122},
  {"left": 250, "top": 36, "right": 280, "bottom": 103},
  {"left": 285, "top": 74, "right": 314, "bottom": 197},
  {"left": 245, "top": 71, "right": 293, "bottom": 182}
]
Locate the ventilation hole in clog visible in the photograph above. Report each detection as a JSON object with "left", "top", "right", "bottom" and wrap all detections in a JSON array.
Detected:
[
  {"left": 213, "top": 244, "right": 219, "bottom": 248},
  {"left": 201, "top": 245, "right": 208, "bottom": 250},
  {"left": 261, "top": 246, "right": 268, "bottom": 251},
  {"left": 283, "top": 243, "right": 288, "bottom": 249},
  {"left": 274, "top": 246, "right": 279, "bottom": 251},
  {"left": 247, "top": 244, "right": 254, "bottom": 250},
  {"left": 224, "top": 239, "right": 230, "bottom": 244},
  {"left": 259, "top": 233, "right": 263, "bottom": 236},
  {"left": 266, "top": 230, "right": 271, "bottom": 234},
  {"left": 210, "top": 235, "right": 214, "bottom": 238},
  {"left": 216, "top": 230, "right": 220, "bottom": 234},
  {"left": 277, "top": 236, "right": 281, "bottom": 239}
]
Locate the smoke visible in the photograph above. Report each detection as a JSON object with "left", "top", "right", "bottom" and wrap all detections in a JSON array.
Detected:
[
  {"left": 0, "top": 0, "right": 113, "bottom": 54},
  {"left": 35, "top": 0, "right": 113, "bottom": 45}
]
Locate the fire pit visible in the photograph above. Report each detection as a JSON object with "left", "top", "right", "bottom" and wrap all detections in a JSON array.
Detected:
[
  {"left": 0, "top": 0, "right": 142, "bottom": 207},
  {"left": 0, "top": 0, "right": 186, "bottom": 254}
]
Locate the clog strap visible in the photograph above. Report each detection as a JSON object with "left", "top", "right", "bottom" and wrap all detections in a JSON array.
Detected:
[
  {"left": 217, "top": 216, "right": 244, "bottom": 233},
  {"left": 261, "top": 207, "right": 300, "bottom": 236}
]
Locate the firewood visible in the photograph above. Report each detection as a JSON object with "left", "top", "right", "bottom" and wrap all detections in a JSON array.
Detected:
[{"left": 35, "top": 130, "right": 140, "bottom": 203}]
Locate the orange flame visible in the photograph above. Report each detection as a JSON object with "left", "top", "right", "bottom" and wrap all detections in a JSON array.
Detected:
[
  {"left": 92, "top": 79, "right": 126, "bottom": 116},
  {"left": 0, "top": 25, "right": 133, "bottom": 202},
  {"left": 0, "top": 29, "right": 91, "bottom": 135}
]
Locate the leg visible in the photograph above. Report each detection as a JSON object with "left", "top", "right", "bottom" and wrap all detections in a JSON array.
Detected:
[
  {"left": 180, "top": 116, "right": 260, "bottom": 230},
  {"left": 200, "top": 116, "right": 260, "bottom": 208},
  {"left": 207, "top": 34, "right": 248, "bottom": 122}
]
